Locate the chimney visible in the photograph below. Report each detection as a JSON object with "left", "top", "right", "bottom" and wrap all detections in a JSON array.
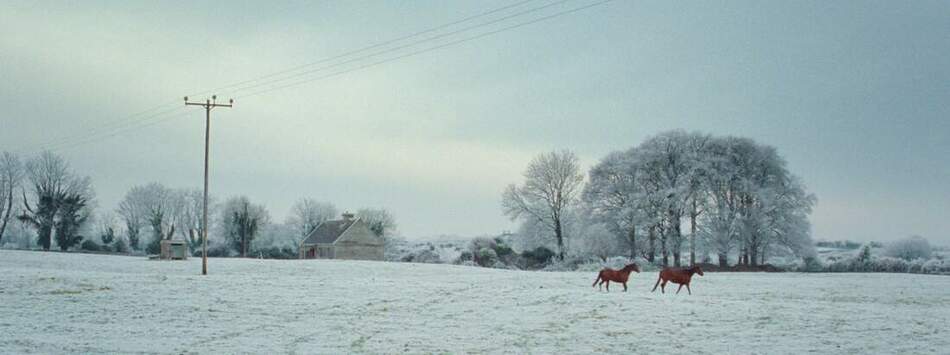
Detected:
[{"left": 341, "top": 212, "right": 355, "bottom": 222}]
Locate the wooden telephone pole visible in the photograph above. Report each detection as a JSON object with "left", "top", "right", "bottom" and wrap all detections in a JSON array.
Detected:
[{"left": 184, "top": 95, "right": 232, "bottom": 275}]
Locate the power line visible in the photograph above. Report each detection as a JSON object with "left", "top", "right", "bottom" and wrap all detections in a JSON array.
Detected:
[
  {"left": 14, "top": 0, "right": 546, "bottom": 154},
  {"left": 188, "top": 0, "right": 542, "bottom": 98},
  {"left": 12, "top": 100, "right": 183, "bottom": 154},
  {"left": 21, "top": 0, "right": 613, "bottom": 154},
  {"left": 23, "top": 107, "right": 191, "bottom": 154},
  {"left": 221, "top": 0, "right": 573, "bottom": 97},
  {"left": 15, "top": 105, "right": 189, "bottom": 154},
  {"left": 238, "top": 0, "right": 613, "bottom": 100}
]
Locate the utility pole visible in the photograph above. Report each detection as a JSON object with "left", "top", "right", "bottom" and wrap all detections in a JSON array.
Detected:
[{"left": 184, "top": 95, "right": 232, "bottom": 275}]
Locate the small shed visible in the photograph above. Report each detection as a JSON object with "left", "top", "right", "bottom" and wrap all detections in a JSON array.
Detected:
[
  {"left": 160, "top": 240, "right": 188, "bottom": 260},
  {"left": 299, "top": 212, "right": 385, "bottom": 261}
]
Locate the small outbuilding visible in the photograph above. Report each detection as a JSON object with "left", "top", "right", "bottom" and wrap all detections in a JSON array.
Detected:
[
  {"left": 299, "top": 212, "right": 384, "bottom": 261},
  {"left": 159, "top": 239, "right": 188, "bottom": 260}
]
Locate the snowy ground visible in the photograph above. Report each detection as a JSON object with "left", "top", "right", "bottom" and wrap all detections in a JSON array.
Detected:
[{"left": 1, "top": 250, "right": 948, "bottom": 354}]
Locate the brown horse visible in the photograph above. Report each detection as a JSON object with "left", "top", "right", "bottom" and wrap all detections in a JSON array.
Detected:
[
  {"left": 652, "top": 266, "right": 704, "bottom": 295},
  {"left": 592, "top": 263, "right": 640, "bottom": 292}
]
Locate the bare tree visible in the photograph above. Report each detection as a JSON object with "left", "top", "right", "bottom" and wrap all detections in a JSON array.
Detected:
[
  {"left": 117, "top": 188, "right": 146, "bottom": 251},
  {"left": 287, "top": 198, "right": 337, "bottom": 238},
  {"left": 0, "top": 152, "right": 24, "bottom": 244},
  {"left": 221, "top": 196, "right": 270, "bottom": 257},
  {"left": 502, "top": 150, "right": 584, "bottom": 260}
]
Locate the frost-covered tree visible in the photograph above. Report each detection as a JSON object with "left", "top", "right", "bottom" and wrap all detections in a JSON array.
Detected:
[
  {"left": 287, "top": 198, "right": 337, "bottom": 238},
  {"left": 18, "top": 152, "right": 95, "bottom": 251},
  {"left": 221, "top": 196, "right": 270, "bottom": 257},
  {"left": 96, "top": 211, "right": 120, "bottom": 246},
  {"left": 570, "top": 220, "right": 623, "bottom": 262},
  {"left": 357, "top": 208, "right": 396, "bottom": 238},
  {"left": 53, "top": 192, "right": 90, "bottom": 251},
  {"left": 577, "top": 132, "right": 815, "bottom": 267},
  {"left": 635, "top": 131, "right": 705, "bottom": 266},
  {"left": 502, "top": 150, "right": 583, "bottom": 260},
  {"left": 885, "top": 235, "right": 932, "bottom": 261},
  {"left": 118, "top": 183, "right": 177, "bottom": 254},
  {"left": 583, "top": 151, "right": 644, "bottom": 259},
  {"left": 696, "top": 136, "right": 815, "bottom": 266},
  {"left": 0, "top": 152, "right": 24, "bottom": 245},
  {"left": 169, "top": 188, "right": 216, "bottom": 252}
]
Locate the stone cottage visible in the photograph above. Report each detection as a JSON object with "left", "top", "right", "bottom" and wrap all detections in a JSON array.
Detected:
[{"left": 298, "top": 212, "right": 385, "bottom": 261}]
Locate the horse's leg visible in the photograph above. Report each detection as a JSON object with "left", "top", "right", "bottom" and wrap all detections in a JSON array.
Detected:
[
  {"left": 660, "top": 280, "right": 667, "bottom": 293},
  {"left": 623, "top": 282, "right": 628, "bottom": 292},
  {"left": 676, "top": 284, "right": 683, "bottom": 294},
  {"left": 686, "top": 284, "right": 692, "bottom": 295},
  {"left": 605, "top": 280, "right": 610, "bottom": 292},
  {"left": 651, "top": 277, "right": 661, "bottom": 292}
]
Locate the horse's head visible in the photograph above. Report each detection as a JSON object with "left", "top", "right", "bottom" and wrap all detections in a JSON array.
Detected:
[
  {"left": 623, "top": 263, "right": 640, "bottom": 273},
  {"left": 692, "top": 266, "right": 704, "bottom": 276}
]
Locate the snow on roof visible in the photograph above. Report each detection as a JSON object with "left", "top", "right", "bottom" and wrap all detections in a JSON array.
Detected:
[{"left": 300, "top": 218, "right": 358, "bottom": 245}]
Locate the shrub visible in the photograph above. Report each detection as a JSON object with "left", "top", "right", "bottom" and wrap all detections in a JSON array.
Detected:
[
  {"left": 80, "top": 240, "right": 101, "bottom": 252},
  {"left": 885, "top": 236, "right": 932, "bottom": 261},
  {"left": 253, "top": 247, "right": 297, "bottom": 259},
  {"left": 402, "top": 248, "right": 442, "bottom": 263},
  {"left": 493, "top": 238, "right": 514, "bottom": 257},
  {"left": 205, "top": 243, "right": 233, "bottom": 257},
  {"left": 522, "top": 246, "right": 555, "bottom": 268},
  {"left": 113, "top": 238, "right": 129, "bottom": 253},
  {"left": 476, "top": 247, "right": 497, "bottom": 267}
]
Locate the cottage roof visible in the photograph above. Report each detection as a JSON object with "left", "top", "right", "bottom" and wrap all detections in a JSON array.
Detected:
[{"left": 300, "top": 218, "right": 358, "bottom": 245}]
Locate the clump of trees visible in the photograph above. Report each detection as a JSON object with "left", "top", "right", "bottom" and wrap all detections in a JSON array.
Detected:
[
  {"left": 16, "top": 152, "right": 96, "bottom": 251},
  {"left": 1, "top": 151, "right": 403, "bottom": 259},
  {"left": 884, "top": 235, "right": 932, "bottom": 261},
  {"left": 504, "top": 131, "right": 818, "bottom": 268},
  {"left": 117, "top": 183, "right": 208, "bottom": 254},
  {"left": 807, "top": 236, "right": 948, "bottom": 274}
]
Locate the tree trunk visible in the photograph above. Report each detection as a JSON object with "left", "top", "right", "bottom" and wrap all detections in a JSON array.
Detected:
[
  {"left": 672, "top": 219, "right": 682, "bottom": 267},
  {"left": 554, "top": 218, "right": 565, "bottom": 261},
  {"left": 661, "top": 233, "right": 669, "bottom": 267},
  {"left": 718, "top": 253, "right": 728, "bottom": 267},
  {"left": 647, "top": 226, "right": 656, "bottom": 263},
  {"left": 628, "top": 226, "right": 637, "bottom": 259},
  {"left": 39, "top": 224, "right": 52, "bottom": 251},
  {"left": 0, "top": 188, "right": 13, "bottom": 245},
  {"left": 689, "top": 202, "right": 697, "bottom": 266}
]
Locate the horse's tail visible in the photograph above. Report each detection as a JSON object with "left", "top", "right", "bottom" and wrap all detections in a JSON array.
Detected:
[
  {"left": 651, "top": 275, "right": 662, "bottom": 292},
  {"left": 592, "top": 272, "right": 602, "bottom": 287}
]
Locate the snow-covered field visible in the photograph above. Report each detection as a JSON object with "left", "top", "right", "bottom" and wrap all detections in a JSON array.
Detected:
[{"left": 1, "top": 250, "right": 948, "bottom": 354}]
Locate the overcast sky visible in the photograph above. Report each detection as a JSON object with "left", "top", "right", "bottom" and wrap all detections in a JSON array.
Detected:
[{"left": 1, "top": 0, "right": 948, "bottom": 243}]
